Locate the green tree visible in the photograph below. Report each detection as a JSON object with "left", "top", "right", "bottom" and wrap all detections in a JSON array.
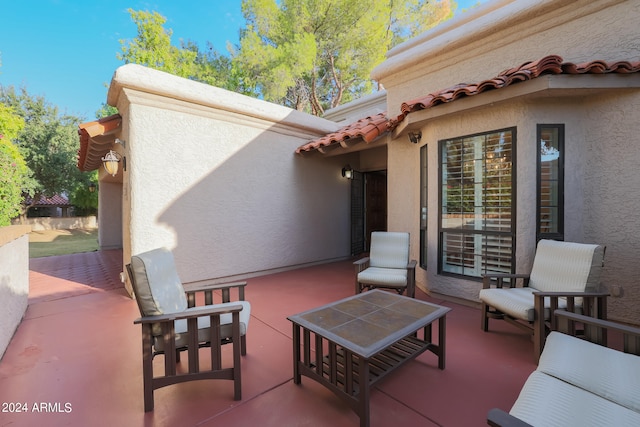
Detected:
[
  {"left": 234, "top": 0, "right": 455, "bottom": 115},
  {"left": 118, "top": 9, "right": 198, "bottom": 77},
  {"left": 69, "top": 170, "right": 98, "bottom": 216},
  {"left": 0, "top": 104, "right": 28, "bottom": 225},
  {"left": 0, "top": 86, "right": 85, "bottom": 219},
  {"left": 118, "top": 9, "right": 241, "bottom": 92}
]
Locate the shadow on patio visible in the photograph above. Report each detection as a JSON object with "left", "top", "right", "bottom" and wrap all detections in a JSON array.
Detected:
[{"left": 0, "top": 250, "right": 535, "bottom": 427}]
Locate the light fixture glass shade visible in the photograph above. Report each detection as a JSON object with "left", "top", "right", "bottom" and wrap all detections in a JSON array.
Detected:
[
  {"left": 342, "top": 165, "right": 353, "bottom": 179},
  {"left": 102, "top": 150, "right": 121, "bottom": 176}
]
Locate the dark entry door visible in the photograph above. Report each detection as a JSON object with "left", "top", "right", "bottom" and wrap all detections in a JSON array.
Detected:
[
  {"left": 350, "top": 170, "right": 388, "bottom": 255},
  {"left": 365, "top": 171, "right": 387, "bottom": 250}
]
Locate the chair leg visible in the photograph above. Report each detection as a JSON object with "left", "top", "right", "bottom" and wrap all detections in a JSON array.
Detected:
[
  {"left": 241, "top": 335, "right": 247, "bottom": 356},
  {"left": 481, "top": 303, "right": 489, "bottom": 331},
  {"left": 141, "top": 324, "right": 155, "bottom": 412}
]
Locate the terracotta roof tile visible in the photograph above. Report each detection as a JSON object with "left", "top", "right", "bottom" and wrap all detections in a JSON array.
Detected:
[
  {"left": 25, "top": 194, "right": 70, "bottom": 206},
  {"left": 295, "top": 112, "right": 391, "bottom": 154},
  {"left": 296, "top": 56, "right": 640, "bottom": 154},
  {"left": 77, "top": 114, "right": 122, "bottom": 172},
  {"left": 395, "top": 56, "right": 640, "bottom": 124}
]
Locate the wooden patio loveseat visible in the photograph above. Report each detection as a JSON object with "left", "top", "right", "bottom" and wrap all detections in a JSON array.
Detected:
[{"left": 487, "top": 311, "right": 640, "bottom": 427}]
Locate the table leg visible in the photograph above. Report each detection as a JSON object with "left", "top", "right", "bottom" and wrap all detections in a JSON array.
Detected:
[
  {"left": 293, "top": 323, "right": 301, "bottom": 384},
  {"left": 438, "top": 316, "right": 446, "bottom": 370},
  {"left": 358, "top": 357, "right": 371, "bottom": 427}
]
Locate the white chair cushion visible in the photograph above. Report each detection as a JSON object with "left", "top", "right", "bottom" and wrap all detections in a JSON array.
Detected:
[
  {"left": 529, "top": 240, "right": 604, "bottom": 293},
  {"left": 538, "top": 332, "right": 640, "bottom": 414},
  {"left": 369, "top": 231, "right": 410, "bottom": 269},
  {"left": 358, "top": 267, "right": 407, "bottom": 287},
  {"left": 155, "top": 301, "right": 251, "bottom": 351},
  {"left": 509, "top": 370, "right": 640, "bottom": 427},
  {"left": 479, "top": 287, "right": 567, "bottom": 322}
]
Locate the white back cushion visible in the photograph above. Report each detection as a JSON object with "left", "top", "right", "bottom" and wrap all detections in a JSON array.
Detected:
[
  {"left": 130, "top": 248, "right": 188, "bottom": 316},
  {"left": 369, "top": 232, "right": 410, "bottom": 269},
  {"left": 529, "top": 240, "right": 604, "bottom": 293}
]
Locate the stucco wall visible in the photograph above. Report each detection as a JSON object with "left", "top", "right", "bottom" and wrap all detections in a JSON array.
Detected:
[
  {"left": 377, "top": 0, "right": 640, "bottom": 323},
  {"left": 0, "top": 226, "right": 30, "bottom": 360},
  {"left": 98, "top": 180, "right": 123, "bottom": 250},
  {"left": 109, "top": 65, "right": 350, "bottom": 285}
]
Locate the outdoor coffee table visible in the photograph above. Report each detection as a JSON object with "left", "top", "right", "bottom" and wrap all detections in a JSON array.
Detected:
[{"left": 288, "top": 289, "right": 451, "bottom": 427}]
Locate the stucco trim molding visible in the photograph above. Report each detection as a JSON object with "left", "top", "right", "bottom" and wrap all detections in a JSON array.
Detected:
[{"left": 108, "top": 64, "right": 341, "bottom": 138}]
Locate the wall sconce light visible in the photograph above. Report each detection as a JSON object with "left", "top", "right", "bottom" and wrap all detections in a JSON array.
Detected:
[
  {"left": 88, "top": 183, "right": 96, "bottom": 193},
  {"left": 341, "top": 165, "right": 354, "bottom": 179},
  {"left": 408, "top": 130, "right": 422, "bottom": 144},
  {"left": 102, "top": 150, "right": 122, "bottom": 176}
]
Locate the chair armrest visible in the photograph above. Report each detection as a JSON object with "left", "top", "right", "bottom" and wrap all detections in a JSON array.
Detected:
[
  {"left": 407, "top": 259, "right": 417, "bottom": 270},
  {"left": 354, "top": 257, "right": 370, "bottom": 273},
  {"left": 481, "top": 273, "right": 530, "bottom": 289},
  {"left": 134, "top": 303, "right": 244, "bottom": 325},
  {"left": 487, "top": 408, "right": 533, "bottom": 427},
  {"left": 533, "top": 291, "right": 610, "bottom": 298}
]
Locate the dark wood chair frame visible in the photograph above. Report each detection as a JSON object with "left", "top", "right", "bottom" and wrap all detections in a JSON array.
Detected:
[
  {"left": 480, "top": 273, "right": 609, "bottom": 361},
  {"left": 487, "top": 310, "right": 640, "bottom": 427},
  {"left": 126, "top": 264, "right": 248, "bottom": 412},
  {"left": 354, "top": 258, "right": 417, "bottom": 298}
]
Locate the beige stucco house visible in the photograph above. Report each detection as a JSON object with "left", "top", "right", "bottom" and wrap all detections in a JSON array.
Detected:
[{"left": 78, "top": 0, "right": 640, "bottom": 324}]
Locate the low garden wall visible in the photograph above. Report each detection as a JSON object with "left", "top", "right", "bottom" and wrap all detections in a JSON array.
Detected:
[
  {"left": 0, "top": 225, "right": 31, "bottom": 360},
  {"left": 13, "top": 216, "right": 97, "bottom": 231}
]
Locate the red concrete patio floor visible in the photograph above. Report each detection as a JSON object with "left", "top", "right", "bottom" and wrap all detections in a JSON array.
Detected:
[{"left": 0, "top": 250, "right": 536, "bottom": 427}]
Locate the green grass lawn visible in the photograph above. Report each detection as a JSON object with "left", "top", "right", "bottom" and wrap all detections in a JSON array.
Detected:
[{"left": 29, "top": 229, "right": 99, "bottom": 258}]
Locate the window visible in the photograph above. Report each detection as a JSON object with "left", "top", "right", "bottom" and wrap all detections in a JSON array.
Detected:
[
  {"left": 537, "top": 125, "right": 564, "bottom": 241},
  {"left": 420, "top": 144, "right": 428, "bottom": 269},
  {"left": 439, "top": 128, "right": 515, "bottom": 278}
]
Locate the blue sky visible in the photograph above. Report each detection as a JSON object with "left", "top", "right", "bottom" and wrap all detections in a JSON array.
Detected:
[{"left": 0, "top": 0, "right": 486, "bottom": 121}]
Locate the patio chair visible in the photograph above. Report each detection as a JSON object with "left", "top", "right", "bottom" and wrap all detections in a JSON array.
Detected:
[
  {"left": 126, "top": 248, "right": 251, "bottom": 412},
  {"left": 479, "top": 239, "right": 608, "bottom": 361},
  {"left": 354, "top": 231, "right": 417, "bottom": 298}
]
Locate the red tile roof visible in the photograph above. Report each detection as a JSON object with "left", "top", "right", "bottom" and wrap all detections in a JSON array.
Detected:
[
  {"left": 296, "top": 56, "right": 640, "bottom": 154},
  {"left": 77, "top": 114, "right": 122, "bottom": 172},
  {"left": 295, "top": 112, "right": 390, "bottom": 154},
  {"left": 395, "top": 56, "right": 640, "bottom": 123},
  {"left": 25, "top": 194, "right": 70, "bottom": 206}
]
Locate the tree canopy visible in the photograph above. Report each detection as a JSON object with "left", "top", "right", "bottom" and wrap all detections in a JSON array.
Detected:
[
  {"left": 0, "top": 104, "right": 28, "bottom": 225},
  {"left": 0, "top": 86, "right": 88, "bottom": 219},
  {"left": 117, "top": 0, "right": 456, "bottom": 116},
  {"left": 230, "top": 0, "right": 454, "bottom": 114}
]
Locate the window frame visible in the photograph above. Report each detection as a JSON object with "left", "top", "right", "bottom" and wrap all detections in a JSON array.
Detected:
[
  {"left": 437, "top": 127, "right": 517, "bottom": 279},
  {"left": 536, "top": 124, "right": 564, "bottom": 242},
  {"left": 420, "top": 144, "right": 428, "bottom": 269}
]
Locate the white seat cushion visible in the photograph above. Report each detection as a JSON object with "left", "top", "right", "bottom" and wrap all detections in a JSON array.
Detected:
[
  {"left": 358, "top": 267, "right": 407, "bottom": 287},
  {"left": 479, "top": 287, "right": 567, "bottom": 322},
  {"left": 510, "top": 370, "right": 640, "bottom": 427},
  {"left": 155, "top": 301, "right": 251, "bottom": 351},
  {"left": 538, "top": 332, "right": 640, "bottom": 414}
]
